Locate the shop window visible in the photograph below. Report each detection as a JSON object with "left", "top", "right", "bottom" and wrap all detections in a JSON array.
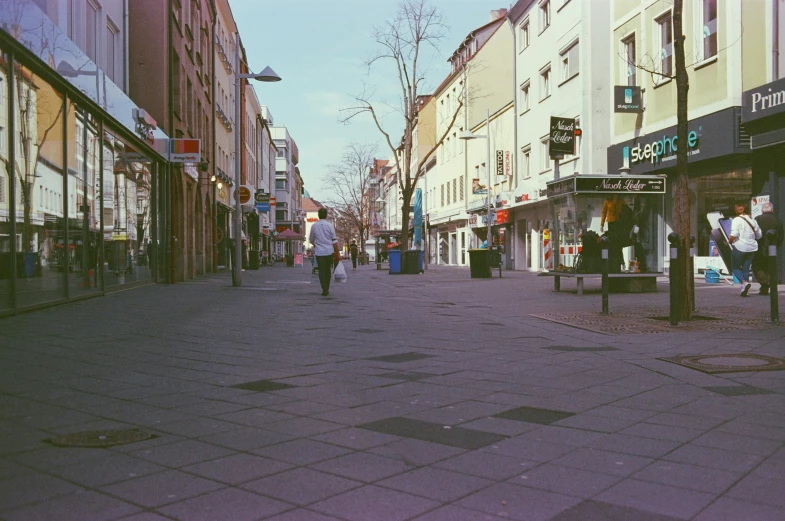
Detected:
[
  {"left": 621, "top": 33, "right": 636, "bottom": 87},
  {"left": 655, "top": 11, "right": 673, "bottom": 81},
  {"left": 696, "top": 0, "right": 718, "bottom": 62}
]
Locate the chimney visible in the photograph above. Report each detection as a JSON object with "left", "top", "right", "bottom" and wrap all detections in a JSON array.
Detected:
[{"left": 490, "top": 8, "right": 508, "bottom": 21}]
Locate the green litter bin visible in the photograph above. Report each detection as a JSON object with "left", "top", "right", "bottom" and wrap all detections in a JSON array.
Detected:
[{"left": 468, "top": 249, "right": 492, "bottom": 278}]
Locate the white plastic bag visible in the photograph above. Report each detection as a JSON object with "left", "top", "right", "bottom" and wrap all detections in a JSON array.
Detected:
[{"left": 334, "top": 261, "right": 347, "bottom": 283}]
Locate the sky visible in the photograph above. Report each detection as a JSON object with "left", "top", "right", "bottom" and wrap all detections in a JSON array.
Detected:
[{"left": 231, "top": 0, "right": 510, "bottom": 202}]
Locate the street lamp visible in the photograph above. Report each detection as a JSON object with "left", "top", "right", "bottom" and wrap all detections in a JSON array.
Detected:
[
  {"left": 233, "top": 32, "right": 281, "bottom": 287},
  {"left": 460, "top": 108, "right": 492, "bottom": 250}
]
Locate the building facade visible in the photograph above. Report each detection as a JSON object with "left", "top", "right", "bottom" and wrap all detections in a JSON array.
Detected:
[
  {"left": 128, "top": 0, "right": 216, "bottom": 282},
  {"left": 1, "top": 0, "right": 171, "bottom": 314}
]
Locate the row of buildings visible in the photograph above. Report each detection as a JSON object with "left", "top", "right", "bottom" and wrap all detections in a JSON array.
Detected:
[
  {"left": 373, "top": 0, "right": 784, "bottom": 281},
  {"left": 0, "top": 0, "right": 305, "bottom": 314}
]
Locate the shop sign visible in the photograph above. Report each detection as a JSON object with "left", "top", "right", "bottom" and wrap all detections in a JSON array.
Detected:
[
  {"left": 270, "top": 197, "right": 277, "bottom": 207},
  {"left": 234, "top": 185, "right": 253, "bottom": 206},
  {"left": 546, "top": 178, "right": 576, "bottom": 198},
  {"left": 549, "top": 117, "right": 575, "bottom": 158},
  {"left": 505, "top": 151, "right": 512, "bottom": 177},
  {"left": 514, "top": 194, "right": 530, "bottom": 203},
  {"left": 496, "top": 209, "right": 510, "bottom": 225},
  {"left": 469, "top": 214, "right": 478, "bottom": 225},
  {"left": 574, "top": 176, "right": 666, "bottom": 194},
  {"left": 306, "top": 217, "right": 318, "bottom": 222},
  {"left": 742, "top": 77, "right": 785, "bottom": 124},
  {"left": 607, "top": 108, "right": 744, "bottom": 175},
  {"left": 614, "top": 86, "right": 643, "bottom": 113},
  {"left": 752, "top": 195, "right": 770, "bottom": 219},
  {"left": 472, "top": 179, "right": 488, "bottom": 194},
  {"left": 496, "top": 150, "right": 504, "bottom": 176},
  {"left": 255, "top": 190, "right": 270, "bottom": 213},
  {"left": 169, "top": 139, "right": 201, "bottom": 163}
]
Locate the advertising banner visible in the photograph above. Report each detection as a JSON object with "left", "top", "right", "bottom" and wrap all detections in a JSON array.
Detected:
[{"left": 413, "top": 188, "right": 423, "bottom": 247}]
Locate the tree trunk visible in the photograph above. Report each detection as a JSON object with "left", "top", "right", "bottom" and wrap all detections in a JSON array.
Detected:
[
  {"left": 22, "top": 182, "right": 33, "bottom": 253},
  {"left": 400, "top": 186, "right": 412, "bottom": 250},
  {"left": 673, "top": 0, "right": 692, "bottom": 320}
]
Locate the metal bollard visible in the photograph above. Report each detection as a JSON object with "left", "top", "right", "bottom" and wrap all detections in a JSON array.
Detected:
[
  {"left": 689, "top": 236, "right": 696, "bottom": 312},
  {"left": 767, "top": 230, "right": 779, "bottom": 323},
  {"left": 600, "top": 236, "right": 609, "bottom": 315},
  {"left": 668, "top": 232, "right": 680, "bottom": 326}
]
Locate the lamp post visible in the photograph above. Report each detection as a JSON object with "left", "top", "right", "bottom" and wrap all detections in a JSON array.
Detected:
[
  {"left": 460, "top": 109, "right": 492, "bottom": 250},
  {"left": 375, "top": 196, "right": 385, "bottom": 270},
  {"left": 233, "top": 32, "right": 281, "bottom": 287}
]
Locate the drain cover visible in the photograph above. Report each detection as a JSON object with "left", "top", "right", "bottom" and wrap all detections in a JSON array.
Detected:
[
  {"left": 48, "top": 429, "right": 154, "bottom": 448},
  {"left": 659, "top": 354, "right": 785, "bottom": 374}
]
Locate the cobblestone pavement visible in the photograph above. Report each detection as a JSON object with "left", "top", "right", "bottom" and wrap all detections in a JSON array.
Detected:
[{"left": 1, "top": 264, "right": 784, "bottom": 521}]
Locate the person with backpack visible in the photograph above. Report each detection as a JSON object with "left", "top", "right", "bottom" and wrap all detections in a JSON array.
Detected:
[{"left": 729, "top": 201, "right": 762, "bottom": 297}]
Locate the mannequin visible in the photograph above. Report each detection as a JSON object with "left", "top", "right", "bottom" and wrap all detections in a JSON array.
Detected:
[{"left": 600, "top": 194, "right": 624, "bottom": 234}]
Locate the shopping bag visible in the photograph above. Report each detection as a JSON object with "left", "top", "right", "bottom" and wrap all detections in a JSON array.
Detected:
[{"left": 334, "top": 261, "right": 348, "bottom": 283}]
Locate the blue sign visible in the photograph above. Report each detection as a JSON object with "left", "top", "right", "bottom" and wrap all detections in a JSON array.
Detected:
[
  {"left": 413, "top": 189, "right": 422, "bottom": 247},
  {"left": 256, "top": 203, "right": 270, "bottom": 213}
]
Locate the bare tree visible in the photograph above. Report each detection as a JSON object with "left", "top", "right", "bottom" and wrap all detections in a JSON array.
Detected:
[
  {"left": 341, "top": 0, "right": 463, "bottom": 248},
  {"left": 322, "top": 143, "right": 376, "bottom": 246}
]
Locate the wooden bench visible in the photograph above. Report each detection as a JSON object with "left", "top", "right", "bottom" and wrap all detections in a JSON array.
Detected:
[{"left": 542, "top": 271, "right": 661, "bottom": 295}]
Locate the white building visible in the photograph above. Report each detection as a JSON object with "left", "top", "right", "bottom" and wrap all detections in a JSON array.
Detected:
[{"left": 508, "top": 0, "right": 612, "bottom": 271}]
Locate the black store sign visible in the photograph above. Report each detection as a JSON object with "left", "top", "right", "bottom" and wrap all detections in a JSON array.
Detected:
[
  {"left": 546, "top": 178, "right": 576, "bottom": 198},
  {"left": 549, "top": 117, "right": 575, "bottom": 158},
  {"left": 575, "top": 177, "right": 666, "bottom": 194},
  {"left": 614, "top": 86, "right": 643, "bottom": 113}
]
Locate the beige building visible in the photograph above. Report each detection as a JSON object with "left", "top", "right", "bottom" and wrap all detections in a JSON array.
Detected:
[{"left": 608, "top": 0, "right": 760, "bottom": 271}]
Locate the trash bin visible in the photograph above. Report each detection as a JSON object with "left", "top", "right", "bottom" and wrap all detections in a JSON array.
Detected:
[
  {"left": 23, "top": 252, "right": 37, "bottom": 278},
  {"left": 388, "top": 249, "right": 402, "bottom": 274},
  {"left": 468, "top": 249, "right": 492, "bottom": 278},
  {"left": 403, "top": 250, "right": 423, "bottom": 274},
  {"left": 249, "top": 251, "right": 260, "bottom": 270},
  {"left": 286, "top": 254, "right": 294, "bottom": 267}
]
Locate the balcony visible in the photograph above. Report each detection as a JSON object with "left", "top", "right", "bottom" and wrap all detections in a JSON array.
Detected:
[
  {"left": 216, "top": 105, "right": 233, "bottom": 132},
  {"left": 215, "top": 39, "right": 233, "bottom": 75}
]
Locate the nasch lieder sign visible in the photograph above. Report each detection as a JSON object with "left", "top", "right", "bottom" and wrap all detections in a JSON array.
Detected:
[{"left": 549, "top": 117, "right": 575, "bottom": 158}]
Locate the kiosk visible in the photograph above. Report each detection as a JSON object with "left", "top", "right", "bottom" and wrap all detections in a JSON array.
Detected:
[{"left": 545, "top": 174, "right": 667, "bottom": 294}]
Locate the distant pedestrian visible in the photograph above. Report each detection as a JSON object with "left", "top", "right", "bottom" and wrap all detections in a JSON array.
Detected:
[
  {"left": 349, "top": 241, "right": 359, "bottom": 271},
  {"left": 753, "top": 202, "right": 783, "bottom": 295},
  {"left": 308, "top": 208, "right": 340, "bottom": 296},
  {"left": 729, "top": 202, "right": 762, "bottom": 297}
]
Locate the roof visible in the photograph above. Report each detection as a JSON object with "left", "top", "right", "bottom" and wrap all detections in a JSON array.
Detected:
[{"left": 302, "top": 198, "right": 324, "bottom": 212}]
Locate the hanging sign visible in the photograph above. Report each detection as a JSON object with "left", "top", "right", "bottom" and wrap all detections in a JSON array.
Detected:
[
  {"left": 234, "top": 185, "right": 253, "bottom": 206},
  {"left": 496, "top": 150, "right": 504, "bottom": 176},
  {"left": 168, "top": 139, "right": 201, "bottom": 162},
  {"left": 549, "top": 117, "right": 575, "bottom": 158},
  {"left": 614, "top": 86, "right": 643, "bottom": 113}
]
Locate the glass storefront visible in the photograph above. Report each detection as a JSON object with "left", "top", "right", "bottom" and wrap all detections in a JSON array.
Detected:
[
  {"left": 0, "top": 36, "right": 166, "bottom": 313},
  {"left": 693, "top": 169, "right": 752, "bottom": 257}
]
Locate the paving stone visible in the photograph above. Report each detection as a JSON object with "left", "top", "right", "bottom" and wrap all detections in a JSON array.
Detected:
[
  {"left": 481, "top": 436, "right": 576, "bottom": 462},
  {"left": 517, "top": 426, "right": 608, "bottom": 447},
  {"left": 618, "top": 422, "right": 704, "bottom": 443},
  {"left": 252, "top": 439, "right": 353, "bottom": 466},
  {"left": 126, "top": 439, "right": 234, "bottom": 468},
  {"left": 99, "top": 470, "right": 223, "bottom": 508},
  {"left": 154, "top": 417, "right": 243, "bottom": 438},
  {"left": 265, "top": 510, "right": 344, "bottom": 521},
  {"left": 309, "top": 485, "right": 440, "bottom": 521},
  {"left": 663, "top": 443, "right": 766, "bottom": 473},
  {"left": 456, "top": 482, "right": 582, "bottom": 521},
  {"left": 552, "top": 448, "right": 653, "bottom": 477},
  {"left": 434, "top": 451, "right": 539, "bottom": 480},
  {"left": 368, "top": 438, "right": 466, "bottom": 466},
  {"left": 378, "top": 467, "right": 494, "bottom": 501},
  {"left": 514, "top": 464, "right": 622, "bottom": 498},
  {"left": 458, "top": 416, "right": 541, "bottom": 436},
  {"left": 726, "top": 473, "right": 785, "bottom": 508},
  {"left": 550, "top": 500, "right": 683, "bottom": 521},
  {"left": 0, "top": 472, "right": 82, "bottom": 511},
  {"left": 595, "top": 479, "right": 716, "bottom": 520},
  {"left": 632, "top": 460, "right": 742, "bottom": 494},
  {"left": 197, "top": 426, "right": 296, "bottom": 451},
  {"left": 310, "top": 451, "right": 413, "bottom": 482},
  {"left": 310, "top": 427, "right": 401, "bottom": 450},
  {"left": 181, "top": 453, "right": 293, "bottom": 484},
  {"left": 158, "top": 487, "right": 291, "bottom": 521},
  {"left": 553, "top": 413, "right": 642, "bottom": 433},
  {"left": 359, "top": 417, "right": 506, "bottom": 449},
  {"left": 692, "top": 498, "right": 785, "bottom": 521},
  {"left": 215, "top": 408, "right": 296, "bottom": 427},
  {"left": 691, "top": 430, "right": 783, "bottom": 456},
  {"left": 411, "top": 505, "right": 511, "bottom": 520},
  {"left": 366, "top": 352, "right": 436, "bottom": 363},
  {"left": 587, "top": 434, "right": 682, "bottom": 458},
  {"left": 47, "top": 453, "right": 165, "bottom": 487},
  {"left": 243, "top": 468, "right": 362, "bottom": 505},
  {"left": 0, "top": 490, "right": 140, "bottom": 521},
  {"left": 264, "top": 416, "right": 346, "bottom": 437}
]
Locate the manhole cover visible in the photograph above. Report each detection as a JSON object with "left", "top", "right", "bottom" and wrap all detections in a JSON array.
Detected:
[
  {"left": 659, "top": 354, "right": 785, "bottom": 374},
  {"left": 48, "top": 429, "right": 154, "bottom": 448}
]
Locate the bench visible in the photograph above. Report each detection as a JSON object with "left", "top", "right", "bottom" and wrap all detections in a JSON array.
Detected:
[{"left": 542, "top": 271, "right": 661, "bottom": 295}]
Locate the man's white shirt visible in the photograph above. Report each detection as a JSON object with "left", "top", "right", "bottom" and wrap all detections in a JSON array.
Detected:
[{"left": 309, "top": 219, "right": 338, "bottom": 256}]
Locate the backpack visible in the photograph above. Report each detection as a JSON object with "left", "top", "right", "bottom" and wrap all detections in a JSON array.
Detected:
[{"left": 617, "top": 203, "right": 634, "bottom": 246}]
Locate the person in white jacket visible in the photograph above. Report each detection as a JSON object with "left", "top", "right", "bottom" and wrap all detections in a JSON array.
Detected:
[{"left": 729, "top": 202, "right": 762, "bottom": 297}]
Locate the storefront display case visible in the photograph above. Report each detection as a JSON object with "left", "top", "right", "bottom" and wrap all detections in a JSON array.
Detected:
[{"left": 546, "top": 175, "right": 666, "bottom": 274}]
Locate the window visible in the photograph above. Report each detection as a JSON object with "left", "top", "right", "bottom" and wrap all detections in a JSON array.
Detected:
[
  {"left": 276, "top": 148, "right": 285, "bottom": 158},
  {"left": 440, "top": 184, "right": 444, "bottom": 206},
  {"left": 519, "top": 18, "right": 530, "bottom": 51},
  {"left": 186, "top": 78, "right": 193, "bottom": 129},
  {"left": 539, "top": 0, "right": 550, "bottom": 32},
  {"left": 105, "top": 19, "right": 118, "bottom": 82},
  {"left": 655, "top": 11, "right": 673, "bottom": 79},
  {"left": 276, "top": 210, "right": 287, "bottom": 221},
  {"left": 85, "top": 0, "right": 99, "bottom": 63},
  {"left": 520, "top": 80, "right": 530, "bottom": 111},
  {"left": 521, "top": 145, "right": 531, "bottom": 179},
  {"left": 275, "top": 179, "right": 287, "bottom": 190},
  {"left": 697, "top": 0, "right": 718, "bottom": 61},
  {"left": 540, "top": 136, "right": 551, "bottom": 172},
  {"left": 621, "top": 34, "right": 636, "bottom": 86},
  {"left": 453, "top": 178, "right": 457, "bottom": 202},
  {"left": 459, "top": 175, "right": 464, "bottom": 200},
  {"left": 559, "top": 41, "right": 579, "bottom": 83},
  {"left": 540, "top": 65, "right": 551, "bottom": 100},
  {"left": 446, "top": 180, "right": 451, "bottom": 204}
]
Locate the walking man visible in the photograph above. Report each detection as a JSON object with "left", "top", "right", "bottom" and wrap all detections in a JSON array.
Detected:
[
  {"left": 308, "top": 208, "right": 340, "bottom": 296},
  {"left": 729, "top": 202, "right": 762, "bottom": 297},
  {"left": 350, "top": 240, "right": 359, "bottom": 271},
  {"left": 753, "top": 202, "right": 784, "bottom": 295}
]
